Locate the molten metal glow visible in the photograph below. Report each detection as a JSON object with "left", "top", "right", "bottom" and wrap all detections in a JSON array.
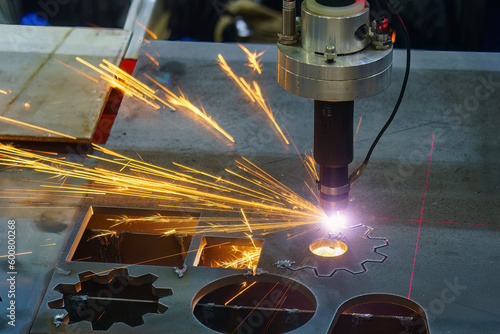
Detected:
[
  {"left": 310, "top": 238, "right": 348, "bottom": 257},
  {"left": 217, "top": 54, "right": 289, "bottom": 145},
  {"left": 237, "top": 43, "right": 266, "bottom": 74},
  {"left": 311, "top": 246, "right": 345, "bottom": 257},
  {"left": 0, "top": 89, "right": 8, "bottom": 94}
]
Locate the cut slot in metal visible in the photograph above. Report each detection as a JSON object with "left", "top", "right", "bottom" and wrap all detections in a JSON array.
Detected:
[{"left": 68, "top": 206, "right": 200, "bottom": 267}]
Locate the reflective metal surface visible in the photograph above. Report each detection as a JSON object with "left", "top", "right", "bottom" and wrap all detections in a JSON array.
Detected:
[
  {"left": 1, "top": 42, "right": 499, "bottom": 334},
  {"left": 301, "top": 3, "right": 370, "bottom": 55},
  {"left": 277, "top": 44, "right": 392, "bottom": 101}
]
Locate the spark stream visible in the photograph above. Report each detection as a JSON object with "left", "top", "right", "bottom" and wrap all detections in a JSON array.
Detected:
[{"left": 0, "top": 143, "right": 323, "bottom": 235}]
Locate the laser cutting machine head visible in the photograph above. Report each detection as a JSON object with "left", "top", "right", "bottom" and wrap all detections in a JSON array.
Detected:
[{"left": 277, "top": 0, "right": 393, "bottom": 216}]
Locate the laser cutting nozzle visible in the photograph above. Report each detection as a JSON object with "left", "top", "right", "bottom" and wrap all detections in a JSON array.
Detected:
[{"left": 318, "top": 165, "right": 350, "bottom": 216}]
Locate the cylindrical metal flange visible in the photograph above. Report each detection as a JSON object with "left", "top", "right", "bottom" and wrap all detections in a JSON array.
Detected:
[
  {"left": 302, "top": 2, "right": 370, "bottom": 55},
  {"left": 277, "top": 0, "right": 392, "bottom": 102},
  {"left": 277, "top": 43, "right": 392, "bottom": 101}
]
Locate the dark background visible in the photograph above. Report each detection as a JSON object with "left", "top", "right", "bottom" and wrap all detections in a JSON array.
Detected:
[{"left": 1, "top": 0, "right": 499, "bottom": 51}]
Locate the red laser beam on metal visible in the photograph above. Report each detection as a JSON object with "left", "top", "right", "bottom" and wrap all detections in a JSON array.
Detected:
[
  {"left": 408, "top": 134, "right": 435, "bottom": 300},
  {"left": 373, "top": 217, "right": 499, "bottom": 228}
]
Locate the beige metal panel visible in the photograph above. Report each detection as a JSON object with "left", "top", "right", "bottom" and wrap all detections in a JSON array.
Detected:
[
  {"left": 0, "top": 25, "right": 72, "bottom": 108},
  {"left": 0, "top": 25, "right": 131, "bottom": 143}
]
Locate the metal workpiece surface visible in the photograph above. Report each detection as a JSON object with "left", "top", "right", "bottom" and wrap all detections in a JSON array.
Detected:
[
  {"left": 0, "top": 25, "right": 131, "bottom": 143},
  {"left": 1, "top": 41, "right": 499, "bottom": 333}
]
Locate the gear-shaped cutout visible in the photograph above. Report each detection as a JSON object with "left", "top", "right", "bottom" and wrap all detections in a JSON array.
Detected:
[
  {"left": 48, "top": 268, "right": 172, "bottom": 330},
  {"left": 277, "top": 224, "right": 389, "bottom": 277}
]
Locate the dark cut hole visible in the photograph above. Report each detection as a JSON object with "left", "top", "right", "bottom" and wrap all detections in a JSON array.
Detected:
[
  {"left": 48, "top": 268, "right": 172, "bottom": 331},
  {"left": 329, "top": 294, "right": 430, "bottom": 334},
  {"left": 69, "top": 206, "right": 200, "bottom": 267},
  {"left": 192, "top": 274, "right": 316, "bottom": 333}
]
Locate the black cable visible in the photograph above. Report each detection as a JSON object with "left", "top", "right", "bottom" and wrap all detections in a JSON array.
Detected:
[
  {"left": 350, "top": 1, "right": 411, "bottom": 183},
  {"left": 371, "top": 0, "right": 382, "bottom": 13}
]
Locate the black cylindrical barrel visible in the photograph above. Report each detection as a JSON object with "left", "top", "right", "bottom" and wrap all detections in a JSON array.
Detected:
[
  {"left": 314, "top": 100, "right": 354, "bottom": 167},
  {"left": 314, "top": 100, "right": 354, "bottom": 213},
  {"left": 316, "top": 0, "right": 356, "bottom": 6}
]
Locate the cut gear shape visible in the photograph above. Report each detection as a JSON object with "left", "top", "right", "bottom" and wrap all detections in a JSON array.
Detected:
[
  {"left": 277, "top": 224, "right": 389, "bottom": 277},
  {"left": 48, "top": 268, "right": 172, "bottom": 330}
]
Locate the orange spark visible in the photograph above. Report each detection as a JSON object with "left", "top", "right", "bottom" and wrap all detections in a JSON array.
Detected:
[
  {"left": 225, "top": 281, "right": 257, "bottom": 305},
  {"left": 53, "top": 58, "right": 99, "bottom": 83},
  {"left": 0, "top": 251, "right": 32, "bottom": 258},
  {"left": 232, "top": 282, "right": 279, "bottom": 334},
  {"left": 0, "top": 116, "right": 76, "bottom": 139},
  {"left": 354, "top": 115, "right": 362, "bottom": 144},
  {"left": 237, "top": 43, "right": 266, "bottom": 74},
  {"left": 140, "top": 49, "right": 160, "bottom": 66},
  {"left": 0, "top": 89, "right": 8, "bottom": 94},
  {"left": 304, "top": 151, "right": 319, "bottom": 182},
  {"left": 286, "top": 131, "right": 318, "bottom": 186},
  {"left": 136, "top": 20, "right": 158, "bottom": 39},
  {"left": 75, "top": 56, "right": 170, "bottom": 110},
  {"left": 213, "top": 245, "right": 261, "bottom": 272},
  {"left": 218, "top": 54, "right": 289, "bottom": 145},
  {"left": 392, "top": 31, "right": 397, "bottom": 43},
  {"left": 0, "top": 206, "right": 74, "bottom": 209},
  {"left": 88, "top": 230, "right": 117, "bottom": 241},
  {"left": 85, "top": 242, "right": 231, "bottom": 278},
  {"left": 144, "top": 73, "right": 235, "bottom": 143},
  {"left": 240, "top": 208, "right": 253, "bottom": 233},
  {"left": 0, "top": 142, "right": 324, "bottom": 246}
]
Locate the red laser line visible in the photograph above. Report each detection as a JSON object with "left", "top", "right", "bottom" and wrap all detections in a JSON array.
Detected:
[
  {"left": 373, "top": 217, "right": 498, "bottom": 228},
  {"left": 408, "top": 134, "right": 435, "bottom": 300}
]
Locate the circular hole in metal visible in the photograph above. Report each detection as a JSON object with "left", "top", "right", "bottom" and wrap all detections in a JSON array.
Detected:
[
  {"left": 192, "top": 274, "right": 316, "bottom": 333},
  {"left": 310, "top": 239, "right": 348, "bottom": 257},
  {"left": 330, "top": 294, "right": 430, "bottom": 334}
]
